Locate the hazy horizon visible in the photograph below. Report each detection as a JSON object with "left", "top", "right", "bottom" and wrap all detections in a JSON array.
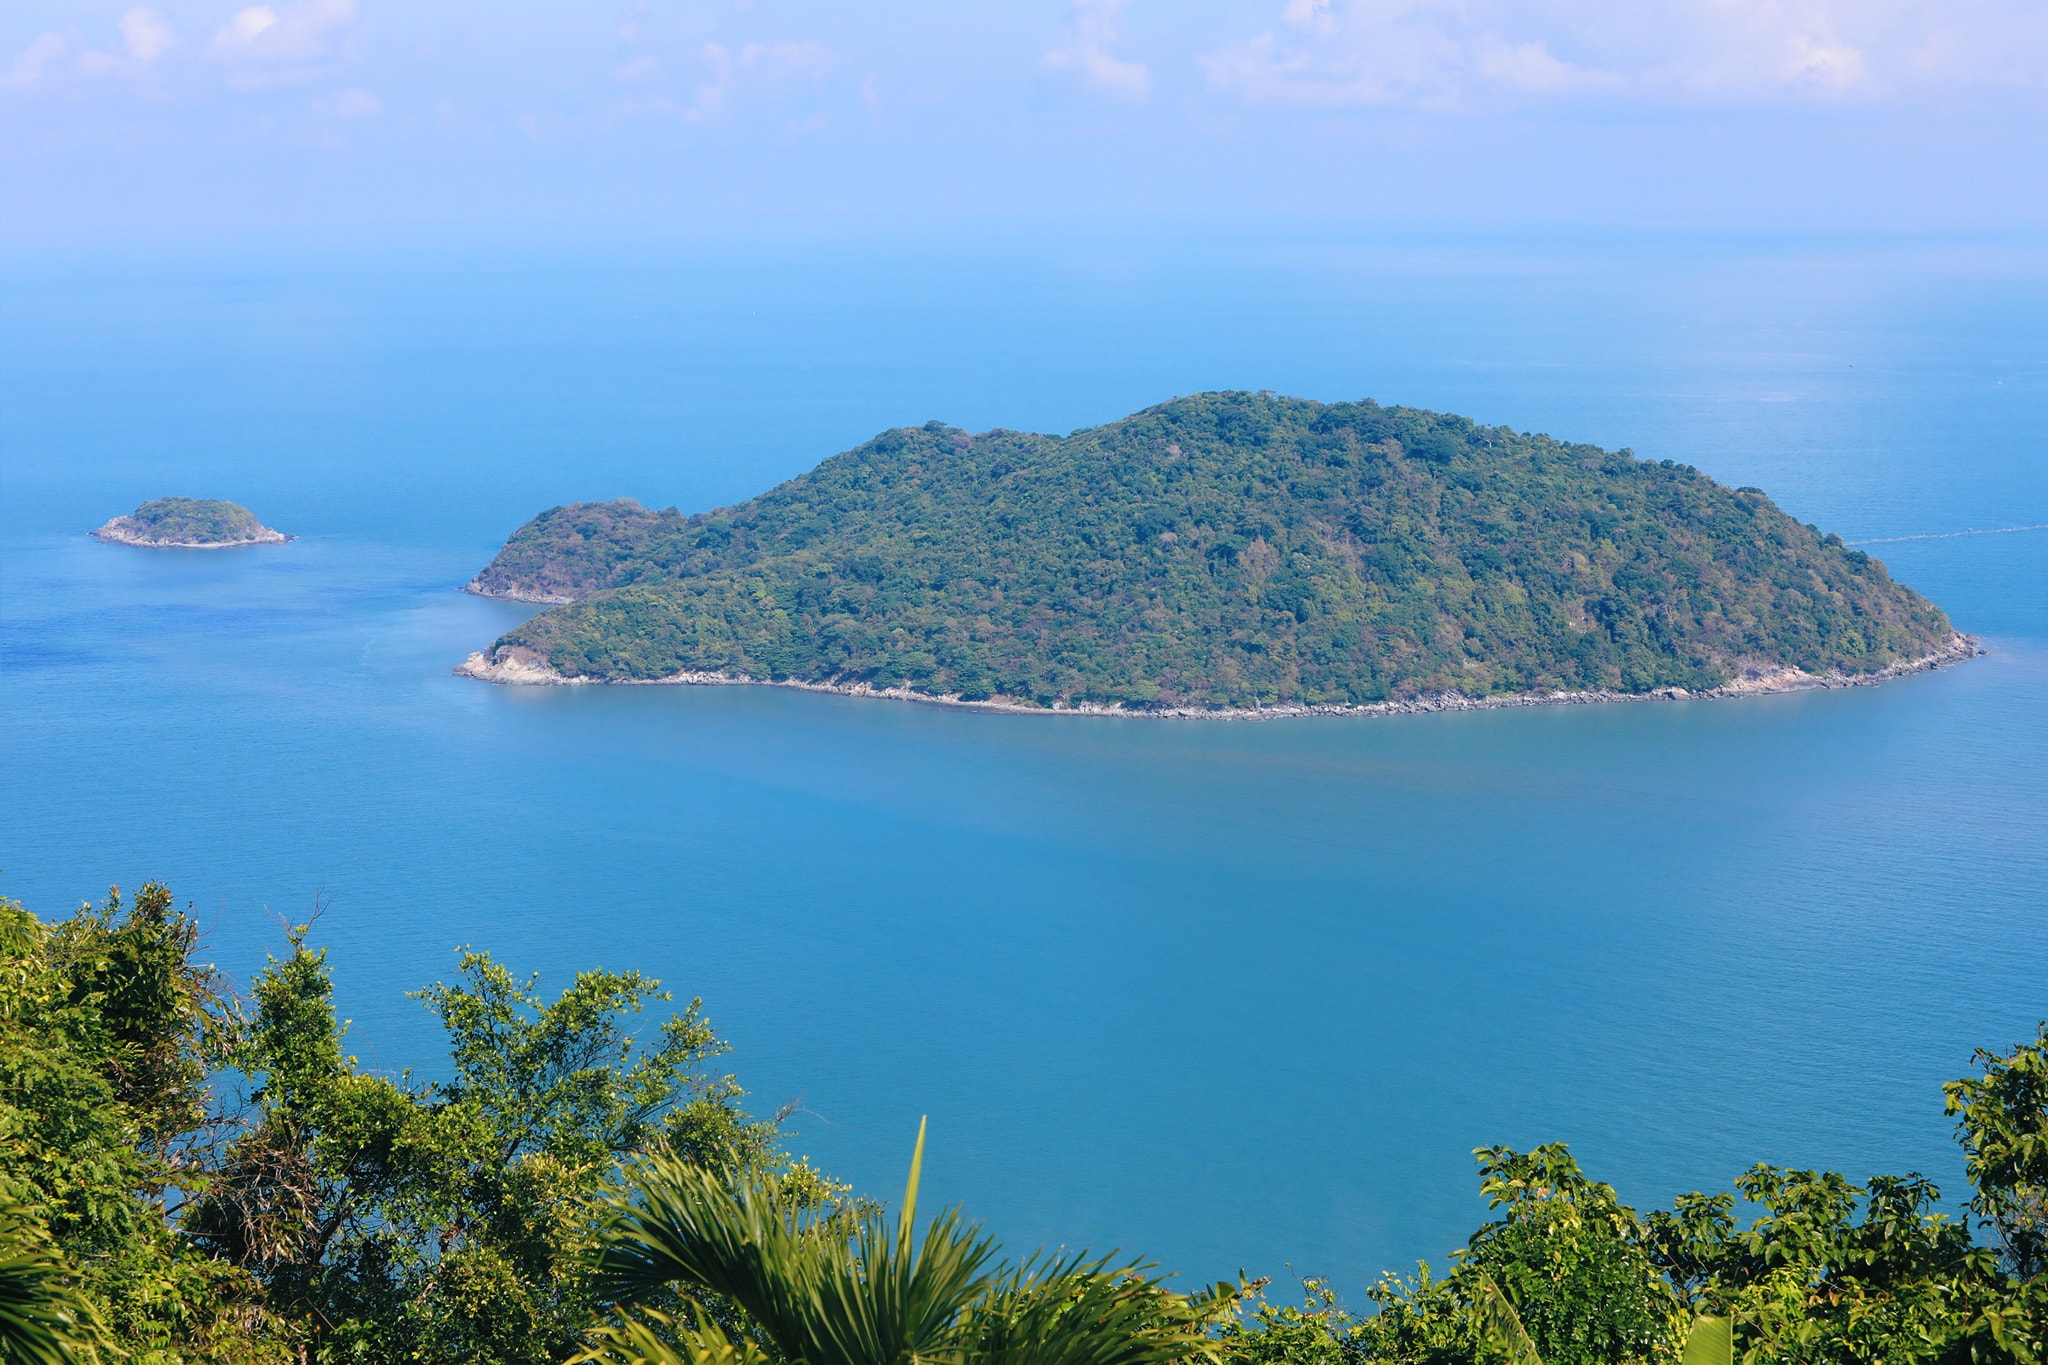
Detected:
[{"left": 6, "top": 1, "right": 2048, "bottom": 251}]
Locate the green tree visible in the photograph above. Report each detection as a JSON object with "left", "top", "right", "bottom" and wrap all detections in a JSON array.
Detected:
[
  {"left": 1660, "top": 1166, "right": 1987, "bottom": 1365},
  {"left": 0, "top": 887, "right": 278, "bottom": 1363},
  {"left": 1212, "top": 1277, "right": 1362, "bottom": 1365},
  {"left": 400, "top": 950, "right": 818, "bottom": 1364},
  {"left": 187, "top": 929, "right": 810, "bottom": 1365},
  {"left": 182, "top": 923, "right": 454, "bottom": 1362},
  {"left": 1946, "top": 1024, "right": 2048, "bottom": 1279},
  {"left": 14, "top": 878, "right": 2048, "bottom": 1365},
  {"left": 1459, "top": 1145, "right": 1677, "bottom": 1365}
]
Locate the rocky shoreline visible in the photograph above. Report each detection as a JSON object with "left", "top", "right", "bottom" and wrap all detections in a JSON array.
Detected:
[
  {"left": 92, "top": 521, "right": 290, "bottom": 549},
  {"left": 454, "top": 632, "right": 1982, "bottom": 719},
  {"left": 462, "top": 580, "right": 575, "bottom": 605}
]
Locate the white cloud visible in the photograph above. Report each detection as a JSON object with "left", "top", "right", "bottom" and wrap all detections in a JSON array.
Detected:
[
  {"left": 614, "top": 56, "right": 663, "bottom": 87},
  {"left": 1655, "top": 3, "right": 1872, "bottom": 98},
  {"left": 213, "top": 0, "right": 358, "bottom": 74},
  {"left": 2, "top": 32, "right": 69, "bottom": 91},
  {"left": 687, "top": 40, "right": 836, "bottom": 122},
  {"left": 121, "top": 8, "right": 176, "bottom": 64},
  {"left": 216, "top": 7, "right": 280, "bottom": 50},
  {"left": 314, "top": 85, "right": 379, "bottom": 117},
  {"left": 691, "top": 44, "right": 736, "bottom": 118},
  {"left": 71, "top": 8, "right": 177, "bottom": 79},
  {"left": 1282, "top": 0, "right": 1339, "bottom": 35},
  {"left": 616, "top": 0, "right": 647, "bottom": 44},
  {"left": 1785, "top": 37, "right": 1867, "bottom": 90},
  {"left": 752, "top": 41, "right": 835, "bottom": 79},
  {"left": 1045, "top": 0, "right": 1154, "bottom": 100},
  {"left": 1200, "top": 0, "right": 2044, "bottom": 110},
  {"left": 1200, "top": 5, "right": 1474, "bottom": 108},
  {"left": 1474, "top": 37, "right": 1609, "bottom": 95}
]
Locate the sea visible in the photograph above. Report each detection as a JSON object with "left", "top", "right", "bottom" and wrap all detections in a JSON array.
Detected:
[{"left": 3, "top": 234, "right": 2045, "bottom": 1296}]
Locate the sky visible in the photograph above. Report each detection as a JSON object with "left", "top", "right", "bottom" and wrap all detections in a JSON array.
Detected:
[{"left": 3, "top": 1, "right": 2047, "bottom": 249}]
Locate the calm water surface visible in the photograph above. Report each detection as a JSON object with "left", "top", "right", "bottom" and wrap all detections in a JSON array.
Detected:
[{"left": 3, "top": 238, "right": 2046, "bottom": 1292}]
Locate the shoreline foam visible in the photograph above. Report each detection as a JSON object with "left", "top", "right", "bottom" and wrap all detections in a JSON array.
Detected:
[{"left": 454, "top": 632, "right": 1982, "bottom": 719}]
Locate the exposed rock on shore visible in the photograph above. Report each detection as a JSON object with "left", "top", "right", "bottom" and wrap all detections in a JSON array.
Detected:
[{"left": 456, "top": 632, "right": 1981, "bottom": 719}]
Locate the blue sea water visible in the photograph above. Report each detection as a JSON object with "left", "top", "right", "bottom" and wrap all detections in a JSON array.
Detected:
[{"left": 3, "top": 236, "right": 2047, "bottom": 1294}]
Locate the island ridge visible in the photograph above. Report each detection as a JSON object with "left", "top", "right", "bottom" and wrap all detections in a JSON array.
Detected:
[{"left": 460, "top": 392, "right": 1966, "bottom": 713}]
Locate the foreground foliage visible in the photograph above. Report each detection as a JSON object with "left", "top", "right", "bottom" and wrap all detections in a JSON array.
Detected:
[
  {"left": 2, "top": 882, "right": 2043, "bottom": 1364},
  {"left": 0, "top": 1197, "right": 97, "bottom": 1365},
  {"left": 470, "top": 392, "right": 1951, "bottom": 707},
  {"left": 1217, "top": 1052, "right": 2048, "bottom": 1365},
  {"left": 0, "top": 887, "right": 821, "bottom": 1364}
]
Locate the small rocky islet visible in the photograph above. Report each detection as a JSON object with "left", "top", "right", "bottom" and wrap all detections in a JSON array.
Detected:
[
  {"left": 93, "top": 497, "right": 289, "bottom": 548},
  {"left": 458, "top": 391, "right": 1970, "bottom": 714}
]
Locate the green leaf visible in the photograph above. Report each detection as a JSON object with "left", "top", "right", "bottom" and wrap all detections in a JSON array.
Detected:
[
  {"left": 1681, "top": 1316, "right": 1731, "bottom": 1365},
  {"left": 1471, "top": 1273, "right": 1541, "bottom": 1365}
]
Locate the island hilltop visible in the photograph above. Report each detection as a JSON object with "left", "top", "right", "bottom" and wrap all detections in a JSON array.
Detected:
[
  {"left": 460, "top": 392, "right": 1970, "bottom": 715},
  {"left": 94, "top": 497, "right": 289, "bottom": 548}
]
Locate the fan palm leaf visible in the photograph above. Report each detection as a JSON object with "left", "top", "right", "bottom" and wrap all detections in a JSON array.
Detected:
[
  {"left": 592, "top": 1120, "right": 1217, "bottom": 1365},
  {"left": 577, "top": 1302, "right": 773, "bottom": 1365},
  {"left": 0, "top": 1203, "right": 93, "bottom": 1365},
  {"left": 970, "top": 1251, "right": 1219, "bottom": 1365}
]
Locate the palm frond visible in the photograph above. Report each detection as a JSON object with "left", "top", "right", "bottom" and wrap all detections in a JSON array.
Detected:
[
  {"left": 594, "top": 1131, "right": 1001, "bottom": 1365},
  {"left": 898, "top": 1116, "right": 926, "bottom": 1257},
  {"left": 1471, "top": 1272, "right": 1542, "bottom": 1365},
  {"left": 787, "top": 1113, "right": 996, "bottom": 1365},
  {"left": 574, "top": 1302, "right": 774, "bottom": 1365},
  {"left": 0, "top": 1206, "right": 94, "bottom": 1365},
  {"left": 592, "top": 1123, "right": 1205, "bottom": 1365},
  {"left": 802, "top": 1202, "right": 995, "bottom": 1365},
  {"left": 969, "top": 1253, "right": 1221, "bottom": 1365},
  {"left": 592, "top": 1155, "right": 823, "bottom": 1358}
]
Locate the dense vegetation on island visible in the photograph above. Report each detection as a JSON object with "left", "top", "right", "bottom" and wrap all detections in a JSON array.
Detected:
[
  {"left": 93, "top": 498, "right": 286, "bottom": 548},
  {"left": 466, "top": 393, "right": 1953, "bottom": 707},
  {"left": 5, "top": 881, "right": 2047, "bottom": 1365},
  {"left": 467, "top": 498, "right": 670, "bottom": 603}
]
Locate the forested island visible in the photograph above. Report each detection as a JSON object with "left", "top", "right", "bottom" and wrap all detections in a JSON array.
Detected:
[
  {"left": 460, "top": 393, "right": 1966, "bottom": 713},
  {"left": 93, "top": 497, "right": 289, "bottom": 548},
  {"left": 2, "top": 881, "right": 2044, "bottom": 1364}
]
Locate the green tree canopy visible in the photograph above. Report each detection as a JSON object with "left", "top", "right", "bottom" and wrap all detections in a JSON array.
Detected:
[
  {"left": 6, "top": 882, "right": 2045, "bottom": 1365},
  {"left": 469, "top": 393, "right": 1954, "bottom": 708}
]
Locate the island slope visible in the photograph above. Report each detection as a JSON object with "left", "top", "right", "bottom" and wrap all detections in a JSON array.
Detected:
[
  {"left": 94, "top": 497, "right": 288, "bottom": 548},
  {"left": 464, "top": 497, "right": 671, "bottom": 602},
  {"left": 461, "top": 392, "right": 1962, "bottom": 711}
]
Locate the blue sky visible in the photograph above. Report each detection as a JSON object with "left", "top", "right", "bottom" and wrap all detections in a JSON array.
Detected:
[{"left": 4, "top": 1, "right": 2046, "bottom": 248}]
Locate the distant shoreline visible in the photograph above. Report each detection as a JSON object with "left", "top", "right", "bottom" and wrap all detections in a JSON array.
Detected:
[
  {"left": 92, "top": 523, "right": 291, "bottom": 549},
  {"left": 454, "top": 632, "right": 1981, "bottom": 719}
]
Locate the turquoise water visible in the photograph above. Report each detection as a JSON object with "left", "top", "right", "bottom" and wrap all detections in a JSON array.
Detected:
[{"left": 3, "top": 239, "right": 2047, "bottom": 1291}]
